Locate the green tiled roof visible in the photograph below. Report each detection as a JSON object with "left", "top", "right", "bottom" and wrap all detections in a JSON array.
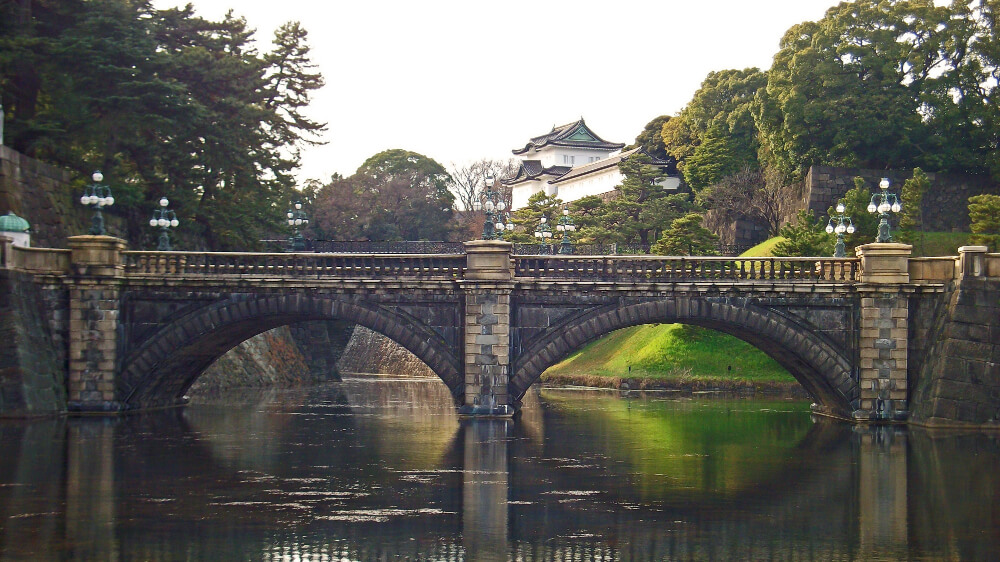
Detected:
[{"left": 0, "top": 212, "right": 30, "bottom": 232}]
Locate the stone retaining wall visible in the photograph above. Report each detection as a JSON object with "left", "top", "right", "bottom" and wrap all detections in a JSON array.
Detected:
[
  {"left": 724, "top": 165, "right": 1000, "bottom": 248},
  {"left": 0, "top": 270, "right": 66, "bottom": 415},
  {"left": 337, "top": 326, "right": 435, "bottom": 377},
  {"left": 788, "top": 166, "right": 999, "bottom": 232},
  {"left": 909, "top": 277, "right": 1000, "bottom": 426},
  {"left": 191, "top": 326, "right": 314, "bottom": 394},
  {"left": 0, "top": 146, "right": 119, "bottom": 247}
]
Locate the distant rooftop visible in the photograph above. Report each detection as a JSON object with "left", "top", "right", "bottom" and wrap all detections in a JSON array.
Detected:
[{"left": 512, "top": 118, "right": 625, "bottom": 155}]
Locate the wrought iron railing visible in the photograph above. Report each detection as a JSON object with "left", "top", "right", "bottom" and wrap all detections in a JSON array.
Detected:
[
  {"left": 514, "top": 255, "right": 859, "bottom": 282},
  {"left": 258, "top": 239, "right": 466, "bottom": 254},
  {"left": 512, "top": 242, "right": 756, "bottom": 257},
  {"left": 123, "top": 252, "right": 466, "bottom": 278}
]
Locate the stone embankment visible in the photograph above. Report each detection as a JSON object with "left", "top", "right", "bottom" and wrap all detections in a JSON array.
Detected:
[
  {"left": 0, "top": 270, "right": 66, "bottom": 416},
  {"left": 910, "top": 277, "right": 1000, "bottom": 427},
  {"left": 337, "top": 326, "right": 436, "bottom": 377}
]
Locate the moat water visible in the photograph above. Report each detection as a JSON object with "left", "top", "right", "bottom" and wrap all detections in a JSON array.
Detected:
[{"left": 0, "top": 376, "right": 998, "bottom": 560}]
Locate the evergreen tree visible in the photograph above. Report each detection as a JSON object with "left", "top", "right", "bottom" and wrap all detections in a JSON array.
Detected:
[
  {"left": 507, "top": 192, "right": 563, "bottom": 244},
  {"left": 651, "top": 214, "right": 718, "bottom": 256},
  {"left": 0, "top": 3, "right": 326, "bottom": 250},
  {"left": 968, "top": 194, "right": 1000, "bottom": 251},
  {"left": 897, "top": 168, "right": 929, "bottom": 251},
  {"left": 773, "top": 210, "right": 832, "bottom": 257}
]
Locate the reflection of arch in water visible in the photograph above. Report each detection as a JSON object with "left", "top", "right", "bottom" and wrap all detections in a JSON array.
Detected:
[
  {"left": 118, "top": 295, "right": 462, "bottom": 410},
  {"left": 512, "top": 298, "right": 857, "bottom": 417},
  {"left": 503, "top": 409, "right": 861, "bottom": 558}
]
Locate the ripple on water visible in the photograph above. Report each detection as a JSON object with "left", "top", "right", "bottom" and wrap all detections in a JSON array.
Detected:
[{"left": 315, "top": 508, "right": 455, "bottom": 523}]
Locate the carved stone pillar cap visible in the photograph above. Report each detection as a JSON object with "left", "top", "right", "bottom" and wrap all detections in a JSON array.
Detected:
[
  {"left": 958, "top": 245, "right": 988, "bottom": 254},
  {"left": 855, "top": 242, "right": 913, "bottom": 256},
  {"left": 67, "top": 235, "right": 127, "bottom": 274},
  {"left": 856, "top": 243, "right": 911, "bottom": 284},
  {"left": 464, "top": 239, "right": 513, "bottom": 281}
]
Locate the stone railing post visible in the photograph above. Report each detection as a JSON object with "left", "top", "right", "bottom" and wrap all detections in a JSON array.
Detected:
[
  {"left": 855, "top": 243, "right": 911, "bottom": 422},
  {"left": 958, "top": 245, "right": 988, "bottom": 279},
  {"left": 459, "top": 240, "right": 516, "bottom": 417},
  {"left": 66, "top": 235, "right": 127, "bottom": 413}
]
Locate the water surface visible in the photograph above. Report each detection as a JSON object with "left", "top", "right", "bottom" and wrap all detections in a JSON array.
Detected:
[{"left": 0, "top": 377, "right": 997, "bottom": 560}]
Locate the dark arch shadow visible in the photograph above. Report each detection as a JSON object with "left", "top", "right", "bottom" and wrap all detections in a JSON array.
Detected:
[
  {"left": 118, "top": 295, "right": 462, "bottom": 410},
  {"left": 510, "top": 298, "right": 858, "bottom": 417}
]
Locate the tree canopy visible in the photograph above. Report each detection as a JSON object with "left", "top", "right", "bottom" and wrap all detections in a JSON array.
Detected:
[
  {"left": 310, "top": 149, "right": 456, "bottom": 241},
  {"left": 0, "top": 0, "right": 325, "bottom": 249},
  {"left": 754, "top": 0, "right": 1000, "bottom": 181}
]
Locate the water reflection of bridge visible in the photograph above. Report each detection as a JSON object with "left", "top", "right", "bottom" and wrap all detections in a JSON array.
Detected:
[{"left": 0, "top": 382, "right": 996, "bottom": 560}]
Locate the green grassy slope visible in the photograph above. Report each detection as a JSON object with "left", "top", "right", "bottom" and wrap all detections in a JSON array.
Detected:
[
  {"left": 543, "top": 234, "right": 797, "bottom": 385},
  {"left": 543, "top": 323, "right": 794, "bottom": 383}
]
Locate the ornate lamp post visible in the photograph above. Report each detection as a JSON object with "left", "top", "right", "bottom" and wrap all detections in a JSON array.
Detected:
[
  {"left": 555, "top": 206, "right": 576, "bottom": 254},
  {"left": 286, "top": 201, "right": 309, "bottom": 251},
  {"left": 825, "top": 201, "right": 855, "bottom": 257},
  {"left": 79, "top": 171, "right": 114, "bottom": 235},
  {"left": 534, "top": 215, "right": 553, "bottom": 254},
  {"left": 867, "top": 177, "right": 902, "bottom": 243},
  {"left": 475, "top": 176, "right": 511, "bottom": 240},
  {"left": 149, "top": 197, "right": 179, "bottom": 251}
]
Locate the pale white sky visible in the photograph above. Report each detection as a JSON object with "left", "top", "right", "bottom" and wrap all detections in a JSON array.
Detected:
[{"left": 152, "top": 0, "right": 844, "bottom": 184}]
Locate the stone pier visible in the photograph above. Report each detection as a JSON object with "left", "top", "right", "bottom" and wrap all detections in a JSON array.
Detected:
[
  {"left": 459, "top": 240, "right": 516, "bottom": 417},
  {"left": 856, "top": 243, "right": 911, "bottom": 421},
  {"left": 66, "top": 236, "right": 126, "bottom": 413}
]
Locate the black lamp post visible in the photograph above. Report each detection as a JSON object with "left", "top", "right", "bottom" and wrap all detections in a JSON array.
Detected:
[
  {"left": 534, "top": 215, "right": 553, "bottom": 254},
  {"left": 287, "top": 201, "right": 309, "bottom": 251},
  {"left": 555, "top": 206, "right": 576, "bottom": 254},
  {"left": 475, "top": 176, "right": 511, "bottom": 240},
  {"left": 825, "top": 201, "right": 855, "bottom": 257},
  {"left": 149, "top": 197, "right": 179, "bottom": 251},
  {"left": 867, "top": 177, "right": 902, "bottom": 243},
  {"left": 79, "top": 171, "right": 114, "bottom": 235}
]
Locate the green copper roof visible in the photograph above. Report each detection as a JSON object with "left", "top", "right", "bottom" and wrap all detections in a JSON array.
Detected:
[
  {"left": 565, "top": 127, "right": 598, "bottom": 142},
  {"left": 0, "top": 212, "right": 30, "bottom": 232}
]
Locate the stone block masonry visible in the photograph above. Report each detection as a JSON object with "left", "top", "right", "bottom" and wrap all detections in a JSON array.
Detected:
[
  {"left": 854, "top": 243, "right": 912, "bottom": 422},
  {"left": 460, "top": 285, "right": 514, "bottom": 416},
  {"left": 460, "top": 240, "right": 517, "bottom": 416},
  {"left": 779, "top": 165, "right": 999, "bottom": 232},
  {"left": 857, "top": 292, "right": 909, "bottom": 419},
  {"left": 0, "top": 269, "right": 66, "bottom": 416},
  {"left": 909, "top": 247, "right": 1000, "bottom": 427},
  {"left": 0, "top": 145, "right": 125, "bottom": 247},
  {"left": 66, "top": 236, "right": 126, "bottom": 412}
]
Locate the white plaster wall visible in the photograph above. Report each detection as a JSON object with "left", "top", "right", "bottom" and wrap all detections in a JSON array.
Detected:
[
  {"left": 553, "top": 168, "right": 623, "bottom": 203},
  {"left": 5, "top": 232, "right": 30, "bottom": 247},
  {"left": 511, "top": 180, "right": 546, "bottom": 209},
  {"left": 520, "top": 146, "right": 618, "bottom": 168},
  {"left": 657, "top": 176, "right": 682, "bottom": 190}
]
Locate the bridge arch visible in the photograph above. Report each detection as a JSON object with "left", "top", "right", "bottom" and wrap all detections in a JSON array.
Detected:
[
  {"left": 510, "top": 297, "right": 859, "bottom": 417},
  {"left": 118, "top": 294, "right": 462, "bottom": 410}
]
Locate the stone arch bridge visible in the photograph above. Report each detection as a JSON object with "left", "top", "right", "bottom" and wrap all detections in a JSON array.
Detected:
[{"left": 3, "top": 236, "right": 992, "bottom": 422}]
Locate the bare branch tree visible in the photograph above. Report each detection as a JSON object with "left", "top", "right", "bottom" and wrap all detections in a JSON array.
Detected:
[
  {"left": 698, "top": 166, "right": 784, "bottom": 241},
  {"left": 449, "top": 158, "right": 519, "bottom": 211}
]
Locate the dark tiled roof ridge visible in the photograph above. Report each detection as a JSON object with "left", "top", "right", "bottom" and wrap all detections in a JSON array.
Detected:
[
  {"left": 501, "top": 161, "right": 572, "bottom": 185},
  {"left": 512, "top": 118, "right": 625, "bottom": 154}
]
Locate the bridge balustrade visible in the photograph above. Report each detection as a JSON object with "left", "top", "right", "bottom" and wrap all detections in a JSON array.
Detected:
[
  {"left": 123, "top": 251, "right": 466, "bottom": 278},
  {"left": 513, "top": 255, "right": 859, "bottom": 282}
]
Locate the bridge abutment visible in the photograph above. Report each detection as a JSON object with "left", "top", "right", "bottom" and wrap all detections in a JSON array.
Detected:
[
  {"left": 855, "top": 243, "right": 912, "bottom": 422},
  {"left": 459, "top": 241, "right": 517, "bottom": 417},
  {"left": 66, "top": 236, "right": 126, "bottom": 413}
]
